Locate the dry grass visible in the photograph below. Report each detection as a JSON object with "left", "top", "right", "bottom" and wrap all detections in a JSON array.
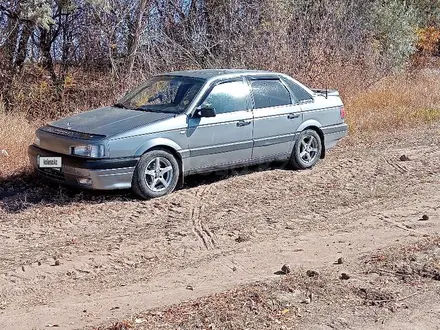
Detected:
[
  {"left": 96, "top": 271, "right": 353, "bottom": 330},
  {"left": 96, "top": 237, "right": 440, "bottom": 330},
  {"left": 345, "top": 69, "right": 440, "bottom": 133},
  {"left": 0, "top": 103, "right": 38, "bottom": 177},
  {"left": 365, "top": 236, "right": 440, "bottom": 281},
  {"left": 5, "top": 66, "right": 134, "bottom": 119}
]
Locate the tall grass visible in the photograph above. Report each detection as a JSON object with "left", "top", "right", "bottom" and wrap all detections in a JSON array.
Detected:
[
  {"left": 345, "top": 69, "right": 440, "bottom": 133},
  {"left": 0, "top": 100, "right": 37, "bottom": 177}
]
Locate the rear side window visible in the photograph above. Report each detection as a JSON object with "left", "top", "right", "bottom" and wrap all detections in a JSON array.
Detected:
[
  {"left": 202, "top": 81, "right": 251, "bottom": 114},
  {"left": 251, "top": 79, "right": 292, "bottom": 109},
  {"left": 282, "top": 78, "right": 313, "bottom": 103}
]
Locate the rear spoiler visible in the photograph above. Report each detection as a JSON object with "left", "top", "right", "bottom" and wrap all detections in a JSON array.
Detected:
[{"left": 311, "top": 88, "right": 340, "bottom": 98}]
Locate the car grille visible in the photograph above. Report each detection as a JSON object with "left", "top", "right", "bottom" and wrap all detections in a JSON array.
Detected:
[{"left": 38, "top": 168, "right": 65, "bottom": 182}]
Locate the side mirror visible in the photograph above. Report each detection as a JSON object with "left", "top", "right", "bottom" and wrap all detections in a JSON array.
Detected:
[{"left": 195, "top": 104, "right": 216, "bottom": 118}]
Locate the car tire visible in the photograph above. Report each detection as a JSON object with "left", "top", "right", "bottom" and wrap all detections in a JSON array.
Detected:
[
  {"left": 289, "top": 129, "right": 322, "bottom": 170},
  {"left": 132, "top": 149, "right": 180, "bottom": 199}
]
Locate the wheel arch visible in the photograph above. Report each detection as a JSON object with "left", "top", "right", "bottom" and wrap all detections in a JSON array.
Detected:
[{"left": 135, "top": 139, "right": 185, "bottom": 187}]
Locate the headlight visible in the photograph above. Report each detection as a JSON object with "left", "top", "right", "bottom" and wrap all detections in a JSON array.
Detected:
[
  {"left": 34, "top": 135, "right": 41, "bottom": 146},
  {"left": 71, "top": 145, "right": 105, "bottom": 158}
]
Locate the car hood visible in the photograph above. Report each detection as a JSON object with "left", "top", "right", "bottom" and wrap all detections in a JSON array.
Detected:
[{"left": 49, "top": 106, "right": 176, "bottom": 137}]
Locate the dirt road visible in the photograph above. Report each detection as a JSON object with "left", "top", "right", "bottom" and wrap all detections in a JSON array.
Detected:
[{"left": 1, "top": 126, "right": 439, "bottom": 329}]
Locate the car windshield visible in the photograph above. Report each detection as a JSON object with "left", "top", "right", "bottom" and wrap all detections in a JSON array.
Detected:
[{"left": 116, "top": 76, "right": 205, "bottom": 114}]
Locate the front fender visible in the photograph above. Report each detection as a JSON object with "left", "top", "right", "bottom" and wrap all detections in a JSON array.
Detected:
[{"left": 134, "top": 137, "right": 184, "bottom": 157}]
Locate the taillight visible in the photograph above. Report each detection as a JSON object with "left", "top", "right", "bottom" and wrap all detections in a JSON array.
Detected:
[{"left": 340, "top": 106, "right": 346, "bottom": 119}]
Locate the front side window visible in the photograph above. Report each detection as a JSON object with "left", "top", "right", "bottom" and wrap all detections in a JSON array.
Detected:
[
  {"left": 117, "top": 76, "right": 204, "bottom": 114},
  {"left": 251, "top": 79, "right": 292, "bottom": 109},
  {"left": 201, "top": 81, "right": 251, "bottom": 114}
]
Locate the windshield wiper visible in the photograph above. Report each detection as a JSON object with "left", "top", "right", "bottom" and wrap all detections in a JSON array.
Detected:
[
  {"left": 114, "top": 103, "right": 131, "bottom": 109},
  {"left": 136, "top": 106, "right": 168, "bottom": 113}
]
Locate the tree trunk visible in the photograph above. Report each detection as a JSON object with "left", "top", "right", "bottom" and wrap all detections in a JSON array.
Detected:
[
  {"left": 127, "top": 0, "right": 149, "bottom": 75},
  {"left": 39, "top": 27, "right": 58, "bottom": 84},
  {"left": 0, "top": 19, "right": 19, "bottom": 111},
  {"left": 3, "top": 20, "right": 19, "bottom": 68},
  {"left": 2, "top": 21, "right": 33, "bottom": 112},
  {"left": 14, "top": 22, "right": 33, "bottom": 73}
]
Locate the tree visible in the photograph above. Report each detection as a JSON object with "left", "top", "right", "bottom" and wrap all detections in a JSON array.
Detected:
[{"left": 373, "top": 0, "right": 420, "bottom": 70}]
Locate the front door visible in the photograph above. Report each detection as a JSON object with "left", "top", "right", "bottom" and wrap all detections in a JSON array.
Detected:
[
  {"left": 250, "top": 78, "right": 303, "bottom": 160},
  {"left": 187, "top": 80, "right": 254, "bottom": 173}
]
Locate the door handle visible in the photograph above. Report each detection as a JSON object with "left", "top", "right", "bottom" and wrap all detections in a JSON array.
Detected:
[
  {"left": 287, "top": 113, "right": 300, "bottom": 119},
  {"left": 236, "top": 120, "right": 251, "bottom": 127}
]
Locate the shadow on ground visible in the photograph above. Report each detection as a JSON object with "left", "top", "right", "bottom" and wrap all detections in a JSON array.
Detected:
[{"left": 0, "top": 161, "right": 290, "bottom": 213}]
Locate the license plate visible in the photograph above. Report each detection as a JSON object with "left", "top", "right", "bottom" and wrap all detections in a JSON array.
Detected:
[{"left": 37, "top": 156, "right": 62, "bottom": 169}]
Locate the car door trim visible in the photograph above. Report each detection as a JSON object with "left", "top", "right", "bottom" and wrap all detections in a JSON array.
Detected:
[
  {"left": 251, "top": 106, "right": 300, "bottom": 119},
  {"left": 186, "top": 151, "right": 291, "bottom": 175},
  {"left": 301, "top": 106, "right": 341, "bottom": 114},
  {"left": 253, "top": 133, "right": 299, "bottom": 148},
  {"left": 187, "top": 116, "right": 252, "bottom": 129},
  {"left": 190, "top": 140, "right": 254, "bottom": 157}
]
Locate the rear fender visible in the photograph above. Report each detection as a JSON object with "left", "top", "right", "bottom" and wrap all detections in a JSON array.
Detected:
[{"left": 297, "top": 120, "right": 322, "bottom": 132}]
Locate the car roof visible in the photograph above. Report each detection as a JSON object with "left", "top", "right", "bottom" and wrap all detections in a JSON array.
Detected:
[{"left": 162, "top": 69, "right": 281, "bottom": 81}]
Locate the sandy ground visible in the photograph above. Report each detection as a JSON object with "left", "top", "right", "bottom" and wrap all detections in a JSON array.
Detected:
[{"left": 0, "top": 125, "right": 439, "bottom": 329}]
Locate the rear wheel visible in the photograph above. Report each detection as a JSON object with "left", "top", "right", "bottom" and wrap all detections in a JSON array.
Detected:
[
  {"left": 289, "top": 129, "right": 322, "bottom": 170},
  {"left": 132, "top": 149, "right": 179, "bottom": 199}
]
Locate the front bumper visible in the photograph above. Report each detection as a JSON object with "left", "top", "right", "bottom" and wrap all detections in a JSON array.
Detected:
[{"left": 28, "top": 145, "right": 139, "bottom": 190}]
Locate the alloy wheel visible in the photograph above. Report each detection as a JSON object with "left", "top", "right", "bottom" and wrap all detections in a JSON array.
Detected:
[
  {"left": 145, "top": 157, "right": 174, "bottom": 192},
  {"left": 299, "top": 135, "right": 319, "bottom": 164}
]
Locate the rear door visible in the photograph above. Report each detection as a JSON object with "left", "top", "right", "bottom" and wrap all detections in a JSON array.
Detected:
[
  {"left": 187, "top": 79, "right": 253, "bottom": 173},
  {"left": 249, "top": 78, "right": 303, "bottom": 160}
]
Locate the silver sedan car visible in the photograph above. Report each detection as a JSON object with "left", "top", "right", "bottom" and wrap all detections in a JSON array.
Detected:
[{"left": 28, "top": 69, "right": 348, "bottom": 199}]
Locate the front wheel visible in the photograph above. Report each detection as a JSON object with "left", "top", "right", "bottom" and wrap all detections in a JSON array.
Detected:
[
  {"left": 289, "top": 129, "right": 322, "bottom": 170},
  {"left": 132, "top": 149, "right": 180, "bottom": 199}
]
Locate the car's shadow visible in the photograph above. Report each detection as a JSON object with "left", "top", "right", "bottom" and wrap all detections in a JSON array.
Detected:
[{"left": 0, "top": 161, "right": 291, "bottom": 214}]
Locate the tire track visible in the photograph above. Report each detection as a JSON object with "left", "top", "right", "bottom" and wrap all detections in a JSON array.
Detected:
[
  {"left": 385, "top": 158, "right": 408, "bottom": 174},
  {"left": 189, "top": 185, "right": 217, "bottom": 250}
]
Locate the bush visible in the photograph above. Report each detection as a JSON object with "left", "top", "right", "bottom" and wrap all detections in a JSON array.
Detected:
[
  {"left": 372, "top": 0, "right": 420, "bottom": 70},
  {"left": 0, "top": 0, "right": 438, "bottom": 120},
  {"left": 417, "top": 27, "right": 440, "bottom": 55}
]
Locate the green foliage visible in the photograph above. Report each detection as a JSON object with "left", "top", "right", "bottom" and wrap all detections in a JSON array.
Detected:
[
  {"left": 85, "top": 0, "right": 112, "bottom": 13},
  {"left": 56, "top": 0, "right": 76, "bottom": 14},
  {"left": 373, "top": 0, "right": 421, "bottom": 69},
  {"left": 20, "top": 0, "right": 54, "bottom": 30},
  {"left": 408, "top": 0, "right": 440, "bottom": 26}
]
